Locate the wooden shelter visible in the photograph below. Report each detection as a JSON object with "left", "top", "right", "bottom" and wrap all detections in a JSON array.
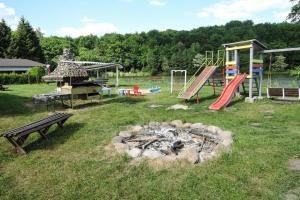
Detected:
[{"left": 42, "top": 49, "right": 89, "bottom": 85}]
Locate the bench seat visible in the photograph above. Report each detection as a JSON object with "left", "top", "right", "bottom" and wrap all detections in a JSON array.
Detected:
[{"left": 1, "top": 113, "right": 73, "bottom": 154}]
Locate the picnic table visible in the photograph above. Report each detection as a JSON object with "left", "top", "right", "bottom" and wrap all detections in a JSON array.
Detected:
[
  {"left": 32, "top": 92, "right": 71, "bottom": 111},
  {"left": 1, "top": 113, "right": 73, "bottom": 154}
]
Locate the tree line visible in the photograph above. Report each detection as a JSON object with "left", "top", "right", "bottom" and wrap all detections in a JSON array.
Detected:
[{"left": 0, "top": 17, "right": 300, "bottom": 75}]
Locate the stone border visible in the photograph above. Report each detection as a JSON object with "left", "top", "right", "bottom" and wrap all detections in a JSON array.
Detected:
[{"left": 111, "top": 120, "right": 233, "bottom": 164}]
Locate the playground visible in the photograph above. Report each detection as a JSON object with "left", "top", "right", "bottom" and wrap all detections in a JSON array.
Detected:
[
  {"left": 0, "top": 72, "right": 300, "bottom": 199},
  {"left": 0, "top": 38, "right": 300, "bottom": 199}
]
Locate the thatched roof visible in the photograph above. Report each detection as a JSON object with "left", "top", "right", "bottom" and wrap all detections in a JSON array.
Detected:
[{"left": 42, "top": 49, "right": 88, "bottom": 83}]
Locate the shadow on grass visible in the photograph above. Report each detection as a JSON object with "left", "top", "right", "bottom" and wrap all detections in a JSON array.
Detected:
[
  {"left": 0, "top": 92, "right": 45, "bottom": 116},
  {"left": 24, "top": 122, "right": 84, "bottom": 153},
  {"left": 101, "top": 96, "right": 147, "bottom": 105},
  {"left": 184, "top": 94, "right": 218, "bottom": 104},
  {"left": 227, "top": 96, "right": 245, "bottom": 107}
]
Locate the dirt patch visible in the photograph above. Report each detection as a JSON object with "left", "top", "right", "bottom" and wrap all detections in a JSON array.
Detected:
[
  {"left": 167, "top": 104, "right": 189, "bottom": 110},
  {"left": 284, "top": 187, "right": 300, "bottom": 200},
  {"left": 149, "top": 104, "right": 163, "bottom": 108},
  {"left": 288, "top": 159, "right": 300, "bottom": 171}
]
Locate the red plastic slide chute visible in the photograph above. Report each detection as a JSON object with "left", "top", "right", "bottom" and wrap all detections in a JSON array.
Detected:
[{"left": 209, "top": 74, "right": 247, "bottom": 110}]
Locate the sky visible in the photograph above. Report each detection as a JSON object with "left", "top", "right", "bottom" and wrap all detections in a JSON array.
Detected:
[{"left": 0, "top": 0, "right": 293, "bottom": 37}]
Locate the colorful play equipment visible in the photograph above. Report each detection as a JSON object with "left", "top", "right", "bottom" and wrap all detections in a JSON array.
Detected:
[
  {"left": 209, "top": 74, "right": 247, "bottom": 110},
  {"left": 209, "top": 39, "right": 267, "bottom": 110},
  {"left": 178, "top": 39, "right": 300, "bottom": 109},
  {"left": 177, "top": 50, "right": 224, "bottom": 102}
]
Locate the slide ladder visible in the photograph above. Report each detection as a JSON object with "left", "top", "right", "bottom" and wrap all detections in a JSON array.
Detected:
[
  {"left": 178, "top": 66, "right": 217, "bottom": 99},
  {"left": 209, "top": 74, "right": 247, "bottom": 110},
  {"left": 177, "top": 50, "right": 224, "bottom": 100}
]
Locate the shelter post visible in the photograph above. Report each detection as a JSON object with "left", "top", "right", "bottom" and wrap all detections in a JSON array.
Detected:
[
  {"left": 116, "top": 66, "right": 119, "bottom": 87},
  {"left": 249, "top": 46, "right": 254, "bottom": 99}
]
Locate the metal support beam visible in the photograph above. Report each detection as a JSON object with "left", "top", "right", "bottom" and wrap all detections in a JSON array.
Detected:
[
  {"left": 258, "top": 54, "right": 263, "bottom": 97},
  {"left": 225, "top": 50, "right": 229, "bottom": 85},
  {"left": 262, "top": 47, "right": 300, "bottom": 54},
  {"left": 249, "top": 47, "right": 254, "bottom": 99},
  {"left": 116, "top": 66, "right": 119, "bottom": 87}
]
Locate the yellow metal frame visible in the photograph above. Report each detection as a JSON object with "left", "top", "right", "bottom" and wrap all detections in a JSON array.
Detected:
[
  {"left": 225, "top": 61, "right": 236, "bottom": 65},
  {"left": 226, "top": 44, "right": 252, "bottom": 51},
  {"left": 226, "top": 75, "right": 252, "bottom": 80}
]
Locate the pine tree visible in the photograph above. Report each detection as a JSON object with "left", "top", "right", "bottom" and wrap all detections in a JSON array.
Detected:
[
  {"left": 287, "top": 0, "right": 300, "bottom": 22},
  {"left": 272, "top": 55, "right": 289, "bottom": 72},
  {"left": 8, "top": 17, "right": 44, "bottom": 62},
  {"left": 0, "top": 19, "right": 11, "bottom": 58}
]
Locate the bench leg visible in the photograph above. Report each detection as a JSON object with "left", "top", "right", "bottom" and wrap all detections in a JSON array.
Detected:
[
  {"left": 38, "top": 126, "right": 51, "bottom": 140},
  {"left": 57, "top": 119, "right": 67, "bottom": 128},
  {"left": 16, "top": 134, "right": 29, "bottom": 146},
  {"left": 6, "top": 137, "right": 27, "bottom": 154}
]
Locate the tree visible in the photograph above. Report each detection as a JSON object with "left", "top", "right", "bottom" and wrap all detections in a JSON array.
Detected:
[
  {"left": 0, "top": 19, "right": 11, "bottom": 58},
  {"left": 76, "top": 35, "right": 98, "bottom": 50},
  {"left": 272, "top": 55, "right": 289, "bottom": 72},
  {"left": 77, "top": 47, "right": 100, "bottom": 61},
  {"left": 35, "top": 27, "right": 44, "bottom": 39},
  {"left": 290, "top": 65, "right": 300, "bottom": 79},
  {"left": 161, "top": 57, "right": 170, "bottom": 74},
  {"left": 287, "top": 0, "right": 300, "bottom": 22},
  {"left": 193, "top": 54, "right": 205, "bottom": 69},
  {"left": 40, "top": 36, "right": 75, "bottom": 67},
  {"left": 27, "top": 66, "right": 46, "bottom": 83},
  {"left": 8, "top": 17, "right": 44, "bottom": 62}
]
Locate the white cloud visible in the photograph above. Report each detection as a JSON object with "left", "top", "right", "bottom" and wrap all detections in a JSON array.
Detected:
[
  {"left": 80, "top": 17, "right": 95, "bottom": 23},
  {"left": 56, "top": 20, "right": 118, "bottom": 37},
  {"left": 197, "top": 0, "right": 291, "bottom": 23},
  {"left": 0, "top": 2, "right": 19, "bottom": 29},
  {"left": 149, "top": 0, "right": 167, "bottom": 6},
  {"left": 273, "top": 10, "right": 290, "bottom": 22}
]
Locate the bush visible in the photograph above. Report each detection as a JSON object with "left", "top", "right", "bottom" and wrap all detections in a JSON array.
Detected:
[
  {"left": 290, "top": 66, "right": 300, "bottom": 79},
  {"left": 0, "top": 73, "right": 39, "bottom": 84},
  {"left": 27, "top": 66, "right": 46, "bottom": 83}
]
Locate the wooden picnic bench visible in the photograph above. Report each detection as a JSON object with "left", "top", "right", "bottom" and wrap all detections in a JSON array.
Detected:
[{"left": 1, "top": 113, "right": 73, "bottom": 154}]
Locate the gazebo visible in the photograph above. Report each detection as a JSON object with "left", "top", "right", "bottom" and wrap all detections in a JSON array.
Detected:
[{"left": 42, "top": 49, "right": 89, "bottom": 86}]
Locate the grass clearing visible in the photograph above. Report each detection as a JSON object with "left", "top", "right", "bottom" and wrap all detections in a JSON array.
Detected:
[{"left": 0, "top": 79, "right": 299, "bottom": 199}]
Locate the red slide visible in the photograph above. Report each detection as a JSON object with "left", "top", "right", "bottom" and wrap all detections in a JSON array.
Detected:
[{"left": 209, "top": 74, "right": 247, "bottom": 110}]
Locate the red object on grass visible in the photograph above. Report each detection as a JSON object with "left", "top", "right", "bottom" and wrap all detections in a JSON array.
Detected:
[{"left": 133, "top": 86, "right": 142, "bottom": 96}]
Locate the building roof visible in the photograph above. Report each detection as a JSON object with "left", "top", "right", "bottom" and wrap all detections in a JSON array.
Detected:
[
  {"left": 223, "top": 39, "right": 267, "bottom": 50},
  {"left": 42, "top": 49, "right": 89, "bottom": 83},
  {"left": 61, "top": 61, "right": 123, "bottom": 71},
  {"left": 262, "top": 47, "right": 300, "bottom": 54},
  {"left": 0, "top": 59, "right": 46, "bottom": 67},
  {"left": 42, "top": 62, "right": 89, "bottom": 82}
]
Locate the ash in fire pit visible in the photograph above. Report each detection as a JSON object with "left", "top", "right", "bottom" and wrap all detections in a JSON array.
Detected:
[{"left": 112, "top": 120, "right": 233, "bottom": 164}]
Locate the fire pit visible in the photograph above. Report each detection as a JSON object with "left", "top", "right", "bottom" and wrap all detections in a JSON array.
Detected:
[{"left": 112, "top": 120, "right": 233, "bottom": 164}]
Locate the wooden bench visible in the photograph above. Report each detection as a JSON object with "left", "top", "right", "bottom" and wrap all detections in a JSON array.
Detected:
[
  {"left": 268, "top": 87, "right": 300, "bottom": 99},
  {"left": 1, "top": 113, "right": 73, "bottom": 154}
]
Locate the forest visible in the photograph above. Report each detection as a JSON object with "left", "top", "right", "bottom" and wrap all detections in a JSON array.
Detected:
[{"left": 0, "top": 18, "right": 300, "bottom": 75}]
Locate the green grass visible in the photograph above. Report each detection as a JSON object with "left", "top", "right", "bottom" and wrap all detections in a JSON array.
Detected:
[{"left": 0, "top": 79, "right": 299, "bottom": 200}]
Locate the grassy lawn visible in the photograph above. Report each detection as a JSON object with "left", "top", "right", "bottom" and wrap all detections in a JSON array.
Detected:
[{"left": 0, "top": 79, "right": 299, "bottom": 200}]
